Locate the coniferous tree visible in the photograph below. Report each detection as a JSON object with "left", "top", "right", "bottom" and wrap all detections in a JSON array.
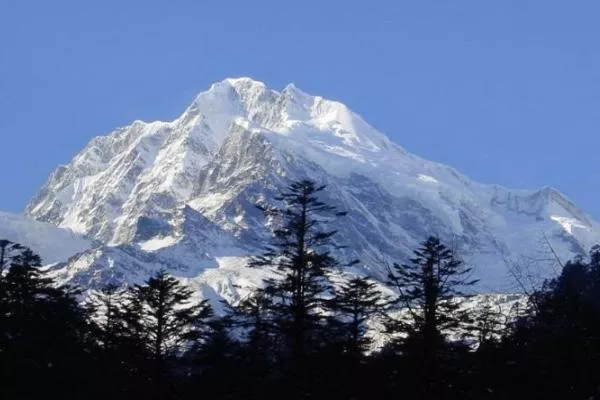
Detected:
[
  {"left": 0, "top": 245, "right": 92, "bottom": 399},
  {"left": 225, "top": 287, "right": 282, "bottom": 399},
  {"left": 309, "top": 276, "right": 389, "bottom": 400},
  {"left": 127, "top": 270, "right": 213, "bottom": 397},
  {"left": 88, "top": 284, "right": 129, "bottom": 352},
  {"left": 385, "top": 236, "right": 477, "bottom": 396},
  {"left": 469, "top": 301, "right": 508, "bottom": 347},
  {"left": 183, "top": 315, "right": 245, "bottom": 399},
  {"left": 387, "top": 237, "right": 477, "bottom": 344},
  {"left": 489, "top": 251, "right": 600, "bottom": 399},
  {"left": 329, "top": 276, "right": 388, "bottom": 357},
  {"left": 250, "top": 179, "right": 350, "bottom": 390},
  {"left": 232, "top": 287, "right": 278, "bottom": 368},
  {"left": 87, "top": 284, "right": 143, "bottom": 399}
]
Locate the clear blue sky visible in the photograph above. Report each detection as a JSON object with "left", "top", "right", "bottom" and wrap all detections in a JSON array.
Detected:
[{"left": 1, "top": 1, "right": 599, "bottom": 217}]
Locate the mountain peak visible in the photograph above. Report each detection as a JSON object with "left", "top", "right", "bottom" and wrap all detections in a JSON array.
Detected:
[
  {"left": 203, "top": 77, "right": 269, "bottom": 101},
  {"left": 222, "top": 76, "right": 266, "bottom": 88},
  {"left": 282, "top": 82, "right": 309, "bottom": 97},
  {"left": 22, "top": 78, "right": 600, "bottom": 292}
]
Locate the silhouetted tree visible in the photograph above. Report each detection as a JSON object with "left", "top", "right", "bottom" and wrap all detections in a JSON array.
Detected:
[
  {"left": 329, "top": 276, "right": 388, "bottom": 357},
  {"left": 491, "top": 253, "right": 600, "bottom": 399},
  {"left": 385, "top": 236, "right": 477, "bottom": 396},
  {"left": 0, "top": 245, "right": 92, "bottom": 399},
  {"left": 232, "top": 287, "right": 279, "bottom": 367},
  {"left": 88, "top": 284, "right": 129, "bottom": 351},
  {"left": 127, "top": 270, "right": 213, "bottom": 398},
  {"left": 87, "top": 284, "right": 145, "bottom": 399},
  {"left": 250, "top": 179, "right": 351, "bottom": 394},
  {"left": 182, "top": 315, "right": 246, "bottom": 399},
  {"left": 219, "top": 287, "right": 283, "bottom": 399},
  {"left": 469, "top": 301, "right": 508, "bottom": 348}
]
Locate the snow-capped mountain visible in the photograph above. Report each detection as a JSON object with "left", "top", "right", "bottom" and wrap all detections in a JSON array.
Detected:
[{"left": 21, "top": 77, "right": 600, "bottom": 296}]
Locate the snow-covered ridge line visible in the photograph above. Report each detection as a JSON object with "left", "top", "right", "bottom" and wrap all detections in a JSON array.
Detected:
[{"left": 16, "top": 77, "right": 600, "bottom": 298}]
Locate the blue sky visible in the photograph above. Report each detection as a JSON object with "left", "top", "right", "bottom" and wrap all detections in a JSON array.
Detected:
[{"left": 1, "top": 1, "right": 599, "bottom": 217}]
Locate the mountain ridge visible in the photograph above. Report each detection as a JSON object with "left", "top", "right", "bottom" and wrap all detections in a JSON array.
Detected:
[{"left": 14, "top": 77, "right": 600, "bottom": 296}]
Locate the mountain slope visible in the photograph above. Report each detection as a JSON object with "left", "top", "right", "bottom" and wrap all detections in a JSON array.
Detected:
[
  {"left": 23, "top": 77, "right": 600, "bottom": 295},
  {"left": 0, "top": 211, "right": 92, "bottom": 264}
]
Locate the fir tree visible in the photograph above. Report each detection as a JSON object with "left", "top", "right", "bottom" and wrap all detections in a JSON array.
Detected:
[
  {"left": 88, "top": 284, "right": 129, "bottom": 352},
  {"left": 387, "top": 236, "right": 477, "bottom": 344},
  {"left": 184, "top": 315, "right": 245, "bottom": 399},
  {"left": 491, "top": 252, "right": 600, "bottom": 399},
  {"left": 127, "top": 270, "right": 213, "bottom": 397},
  {"left": 469, "top": 301, "right": 508, "bottom": 347},
  {"left": 86, "top": 284, "right": 144, "bottom": 399},
  {"left": 329, "top": 276, "right": 388, "bottom": 356},
  {"left": 0, "top": 246, "right": 92, "bottom": 399},
  {"left": 385, "top": 236, "right": 477, "bottom": 396},
  {"left": 225, "top": 287, "right": 282, "bottom": 398},
  {"left": 250, "top": 180, "right": 348, "bottom": 366},
  {"left": 231, "top": 287, "right": 278, "bottom": 367}
]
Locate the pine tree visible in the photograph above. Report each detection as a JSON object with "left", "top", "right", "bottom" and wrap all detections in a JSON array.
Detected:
[
  {"left": 385, "top": 236, "right": 477, "bottom": 396},
  {"left": 329, "top": 276, "right": 387, "bottom": 356},
  {"left": 86, "top": 284, "right": 145, "bottom": 399},
  {"left": 387, "top": 237, "right": 477, "bottom": 344},
  {"left": 492, "top": 252, "right": 600, "bottom": 399},
  {"left": 2, "top": 248, "right": 51, "bottom": 296},
  {"left": 225, "top": 287, "right": 281, "bottom": 398},
  {"left": 0, "top": 246, "right": 92, "bottom": 399},
  {"left": 250, "top": 179, "right": 348, "bottom": 368},
  {"left": 88, "top": 284, "right": 129, "bottom": 352},
  {"left": 127, "top": 270, "right": 213, "bottom": 397},
  {"left": 308, "top": 276, "right": 389, "bottom": 400},
  {"left": 469, "top": 301, "right": 508, "bottom": 347},
  {"left": 232, "top": 287, "right": 278, "bottom": 366},
  {"left": 185, "top": 315, "right": 245, "bottom": 399}
]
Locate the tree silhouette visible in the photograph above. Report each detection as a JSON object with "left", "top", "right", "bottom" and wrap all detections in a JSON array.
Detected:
[
  {"left": 0, "top": 245, "right": 92, "bottom": 399},
  {"left": 250, "top": 179, "right": 351, "bottom": 394},
  {"left": 127, "top": 270, "right": 213, "bottom": 397},
  {"left": 329, "top": 276, "right": 388, "bottom": 356},
  {"left": 385, "top": 236, "right": 477, "bottom": 396}
]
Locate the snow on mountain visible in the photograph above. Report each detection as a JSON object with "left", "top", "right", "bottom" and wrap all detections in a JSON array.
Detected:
[
  {"left": 0, "top": 211, "right": 92, "bottom": 265},
  {"left": 20, "top": 77, "right": 600, "bottom": 300}
]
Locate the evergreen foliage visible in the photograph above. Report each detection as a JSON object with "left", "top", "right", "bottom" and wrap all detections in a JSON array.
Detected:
[
  {"left": 249, "top": 179, "right": 348, "bottom": 372},
  {"left": 386, "top": 236, "right": 477, "bottom": 344},
  {"left": 2, "top": 180, "right": 600, "bottom": 399},
  {"left": 328, "top": 276, "right": 388, "bottom": 356},
  {"left": 384, "top": 236, "right": 478, "bottom": 396},
  {"left": 127, "top": 270, "right": 213, "bottom": 397},
  {"left": 0, "top": 246, "right": 92, "bottom": 399}
]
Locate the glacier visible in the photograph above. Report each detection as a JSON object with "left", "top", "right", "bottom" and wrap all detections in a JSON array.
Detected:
[{"left": 1, "top": 76, "right": 595, "bottom": 301}]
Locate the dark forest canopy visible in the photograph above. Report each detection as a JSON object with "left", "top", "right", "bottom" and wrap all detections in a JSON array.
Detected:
[{"left": 1, "top": 180, "right": 599, "bottom": 400}]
